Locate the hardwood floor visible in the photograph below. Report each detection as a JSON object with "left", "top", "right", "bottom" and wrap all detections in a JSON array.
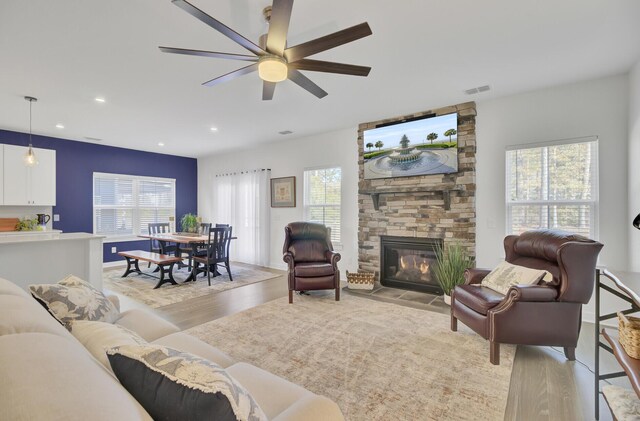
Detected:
[
  {"left": 157, "top": 265, "right": 287, "bottom": 329},
  {"left": 107, "top": 264, "right": 629, "bottom": 421}
]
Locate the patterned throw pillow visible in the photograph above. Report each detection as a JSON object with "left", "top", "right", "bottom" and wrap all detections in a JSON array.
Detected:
[
  {"left": 480, "top": 261, "right": 549, "bottom": 295},
  {"left": 30, "top": 275, "right": 119, "bottom": 329},
  {"left": 70, "top": 320, "right": 147, "bottom": 372},
  {"left": 107, "top": 344, "right": 267, "bottom": 421}
]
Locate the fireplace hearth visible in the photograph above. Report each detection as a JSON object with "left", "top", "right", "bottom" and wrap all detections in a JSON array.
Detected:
[{"left": 380, "top": 236, "right": 443, "bottom": 294}]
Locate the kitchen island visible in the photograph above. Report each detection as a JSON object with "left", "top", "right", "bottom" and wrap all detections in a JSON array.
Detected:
[{"left": 0, "top": 232, "right": 104, "bottom": 291}]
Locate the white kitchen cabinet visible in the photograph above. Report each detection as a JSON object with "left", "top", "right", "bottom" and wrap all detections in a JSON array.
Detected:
[
  {"left": 3, "top": 145, "right": 29, "bottom": 205},
  {"left": 3, "top": 144, "right": 56, "bottom": 206},
  {"left": 29, "top": 148, "right": 56, "bottom": 205},
  {"left": 0, "top": 145, "right": 4, "bottom": 205}
]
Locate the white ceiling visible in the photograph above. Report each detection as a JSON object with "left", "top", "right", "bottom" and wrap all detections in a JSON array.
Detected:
[{"left": 1, "top": 0, "right": 639, "bottom": 158}]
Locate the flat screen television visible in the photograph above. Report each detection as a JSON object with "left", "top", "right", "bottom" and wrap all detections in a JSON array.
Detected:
[{"left": 363, "top": 112, "right": 458, "bottom": 180}]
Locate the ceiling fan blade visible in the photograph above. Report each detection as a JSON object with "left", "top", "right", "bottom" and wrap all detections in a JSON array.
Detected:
[
  {"left": 159, "top": 47, "right": 258, "bottom": 62},
  {"left": 202, "top": 63, "right": 259, "bottom": 87},
  {"left": 263, "top": 81, "right": 276, "bottom": 100},
  {"left": 284, "top": 22, "right": 372, "bottom": 63},
  {"left": 289, "top": 59, "right": 370, "bottom": 76},
  {"left": 266, "top": 0, "right": 294, "bottom": 55},
  {"left": 172, "top": 0, "right": 264, "bottom": 56},
  {"left": 287, "top": 69, "right": 327, "bottom": 98}
]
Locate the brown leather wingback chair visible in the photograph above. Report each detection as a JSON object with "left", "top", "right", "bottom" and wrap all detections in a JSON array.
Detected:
[
  {"left": 283, "top": 222, "right": 341, "bottom": 304},
  {"left": 451, "top": 230, "right": 603, "bottom": 365}
]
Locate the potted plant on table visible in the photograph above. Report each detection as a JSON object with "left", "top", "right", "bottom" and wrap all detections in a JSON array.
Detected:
[
  {"left": 180, "top": 213, "right": 199, "bottom": 235},
  {"left": 434, "top": 242, "right": 474, "bottom": 305}
]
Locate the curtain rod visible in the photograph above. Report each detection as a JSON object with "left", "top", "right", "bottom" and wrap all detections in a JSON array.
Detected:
[{"left": 215, "top": 168, "right": 271, "bottom": 178}]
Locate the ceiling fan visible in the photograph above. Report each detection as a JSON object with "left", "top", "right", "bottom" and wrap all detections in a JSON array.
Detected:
[{"left": 159, "top": 0, "right": 372, "bottom": 100}]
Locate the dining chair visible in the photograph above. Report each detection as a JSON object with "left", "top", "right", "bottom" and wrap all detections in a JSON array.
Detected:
[
  {"left": 148, "top": 223, "right": 176, "bottom": 268},
  {"left": 216, "top": 225, "right": 232, "bottom": 273},
  {"left": 200, "top": 223, "right": 212, "bottom": 235},
  {"left": 177, "top": 223, "right": 212, "bottom": 271},
  {"left": 191, "top": 226, "right": 233, "bottom": 286}
]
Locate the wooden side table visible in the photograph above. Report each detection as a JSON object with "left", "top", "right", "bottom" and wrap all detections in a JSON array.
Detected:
[{"left": 595, "top": 269, "right": 640, "bottom": 419}]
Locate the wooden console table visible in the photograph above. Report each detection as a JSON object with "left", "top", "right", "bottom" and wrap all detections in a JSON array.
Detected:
[{"left": 594, "top": 269, "right": 640, "bottom": 420}]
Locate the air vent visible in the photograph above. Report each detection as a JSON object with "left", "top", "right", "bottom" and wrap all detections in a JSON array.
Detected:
[
  {"left": 84, "top": 136, "right": 103, "bottom": 142},
  {"left": 278, "top": 130, "right": 293, "bottom": 135},
  {"left": 464, "top": 85, "right": 491, "bottom": 95}
]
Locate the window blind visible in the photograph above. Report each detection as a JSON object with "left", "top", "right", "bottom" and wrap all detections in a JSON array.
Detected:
[
  {"left": 93, "top": 173, "right": 176, "bottom": 239},
  {"left": 506, "top": 138, "right": 598, "bottom": 238},
  {"left": 303, "top": 167, "right": 342, "bottom": 243}
]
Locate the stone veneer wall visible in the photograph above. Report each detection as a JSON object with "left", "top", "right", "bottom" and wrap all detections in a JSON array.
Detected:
[{"left": 358, "top": 102, "right": 477, "bottom": 277}]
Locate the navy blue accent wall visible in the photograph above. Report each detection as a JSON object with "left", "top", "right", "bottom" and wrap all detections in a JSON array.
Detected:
[{"left": 0, "top": 130, "right": 197, "bottom": 262}]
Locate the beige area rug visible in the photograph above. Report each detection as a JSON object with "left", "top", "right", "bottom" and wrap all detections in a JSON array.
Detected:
[
  {"left": 187, "top": 294, "right": 515, "bottom": 421},
  {"left": 103, "top": 264, "right": 279, "bottom": 309}
]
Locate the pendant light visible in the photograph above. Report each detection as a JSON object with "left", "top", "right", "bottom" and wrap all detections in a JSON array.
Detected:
[{"left": 24, "top": 96, "right": 38, "bottom": 167}]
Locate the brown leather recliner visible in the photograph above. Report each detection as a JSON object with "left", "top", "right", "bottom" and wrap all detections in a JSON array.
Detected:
[
  {"left": 451, "top": 230, "right": 603, "bottom": 365},
  {"left": 283, "top": 222, "right": 341, "bottom": 304}
]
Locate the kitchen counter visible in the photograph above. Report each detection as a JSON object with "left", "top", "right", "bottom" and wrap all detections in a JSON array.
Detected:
[
  {"left": 0, "top": 229, "right": 63, "bottom": 236},
  {"left": 0, "top": 232, "right": 104, "bottom": 290},
  {"left": 0, "top": 232, "right": 103, "bottom": 244}
]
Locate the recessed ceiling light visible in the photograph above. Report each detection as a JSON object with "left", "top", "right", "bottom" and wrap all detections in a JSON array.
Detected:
[
  {"left": 55, "top": 123, "right": 65, "bottom": 129},
  {"left": 95, "top": 97, "right": 106, "bottom": 103},
  {"left": 158, "top": 142, "right": 165, "bottom": 147},
  {"left": 210, "top": 127, "right": 218, "bottom": 132}
]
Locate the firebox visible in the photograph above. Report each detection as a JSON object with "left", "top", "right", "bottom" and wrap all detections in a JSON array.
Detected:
[{"left": 380, "top": 236, "right": 443, "bottom": 294}]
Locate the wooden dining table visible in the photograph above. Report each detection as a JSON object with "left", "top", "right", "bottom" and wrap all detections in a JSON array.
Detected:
[
  {"left": 139, "top": 233, "right": 237, "bottom": 282},
  {"left": 139, "top": 233, "right": 211, "bottom": 246}
]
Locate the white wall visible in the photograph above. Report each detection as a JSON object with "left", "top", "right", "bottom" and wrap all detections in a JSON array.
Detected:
[
  {"left": 476, "top": 74, "right": 629, "bottom": 271},
  {"left": 197, "top": 74, "right": 632, "bottom": 324},
  {"left": 628, "top": 61, "right": 640, "bottom": 271},
  {"left": 198, "top": 128, "right": 359, "bottom": 271}
]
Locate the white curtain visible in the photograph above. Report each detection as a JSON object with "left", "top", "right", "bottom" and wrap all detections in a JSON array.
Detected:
[{"left": 213, "top": 169, "right": 270, "bottom": 266}]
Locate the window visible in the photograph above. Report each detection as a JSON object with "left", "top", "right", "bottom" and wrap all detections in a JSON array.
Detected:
[
  {"left": 304, "top": 167, "right": 342, "bottom": 244},
  {"left": 506, "top": 138, "right": 598, "bottom": 238},
  {"left": 93, "top": 173, "right": 175, "bottom": 239}
]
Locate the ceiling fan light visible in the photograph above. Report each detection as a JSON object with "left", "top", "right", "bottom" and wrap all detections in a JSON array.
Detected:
[{"left": 258, "top": 56, "right": 288, "bottom": 83}]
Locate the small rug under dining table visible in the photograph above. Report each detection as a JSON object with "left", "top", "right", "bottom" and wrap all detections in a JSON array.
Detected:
[
  {"left": 103, "top": 264, "right": 279, "bottom": 308},
  {"left": 187, "top": 293, "right": 516, "bottom": 421}
]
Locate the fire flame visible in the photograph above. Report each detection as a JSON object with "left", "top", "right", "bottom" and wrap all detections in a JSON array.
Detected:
[
  {"left": 399, "top": 255, "right": 430, "bottom": 274},
  {"left": 400, "top": 256, "right": 407, "bottom": 270},
  {"left": 420, "top": 262, "right": 429, "bottom": 274}
]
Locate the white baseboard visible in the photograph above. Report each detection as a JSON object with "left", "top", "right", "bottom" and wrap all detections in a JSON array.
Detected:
[
  {"left": 582, "top": 309, "right": 617, "bottom": 328},
  {"left": 583, "top": 309, "right": 595, "bottom": 324},
  {"left": 103, "top": 261, "right": 125, "bottom": 269}
]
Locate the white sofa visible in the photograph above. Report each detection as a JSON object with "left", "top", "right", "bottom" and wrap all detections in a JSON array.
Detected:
[{"left": 0, "top": 278, "right": 343, "bottom": 421}]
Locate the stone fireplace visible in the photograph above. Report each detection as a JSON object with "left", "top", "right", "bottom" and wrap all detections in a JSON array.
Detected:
[
  {"left": 380, "top": 236, "right": 442, "bottom": 294},
  {"left": 357, "top": 102, "right": 476, "bottom": 291}
]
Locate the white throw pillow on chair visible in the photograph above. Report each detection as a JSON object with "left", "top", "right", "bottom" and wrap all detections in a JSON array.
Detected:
[{"left": 480, "top": 261, "right": 550, "bottom": 295}]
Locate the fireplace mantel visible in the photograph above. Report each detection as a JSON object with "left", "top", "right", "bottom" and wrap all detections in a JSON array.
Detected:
[{"left": 359, "top": 185, "right": 465, "bottom": 210}]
